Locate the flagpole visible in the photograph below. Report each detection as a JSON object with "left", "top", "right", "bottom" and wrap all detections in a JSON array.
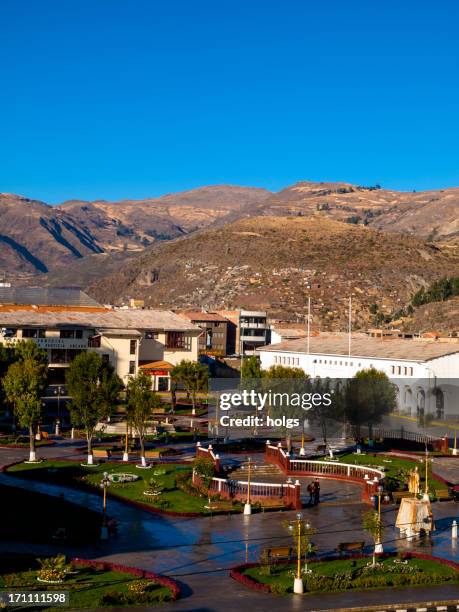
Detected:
[
  {"left": 348, "top": 296, "right": 352, "bottom": 357},
  {"left": 307, "top": 296, "right": 311, "bottom": 355}
]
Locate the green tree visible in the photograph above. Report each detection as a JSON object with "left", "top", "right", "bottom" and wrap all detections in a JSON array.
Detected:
[
  {"left": 192, "top": 455, "right": 215, "bottom": 492},
  {"left": 66, "top": 352, "right": 122, "bottom": 464},
  {"left": 240, "top": 355, "right": 262, "bottom": 380},
  {"left": 308, "top": 377, "right": 343, "bottom": 447},
  {"left": 262, "top": 366, "right": 308, "bottom": 444},
  {"left": 344, "top": 368, "right": 396, "bottom": 438},
  {"left": 126, "top": 372, "right": 162, "bottom": 467},
  {"left": 363, "top": 509, "right": 384, "bottom": 566},
  {"left": 3, "top": 346, "right": 48, "bottom": 462},
  {"left": 170, "top": 360, "right": 209, "bottom": 415},
  {"left": 13, "top": 340, "right": 48, "bottom": 365}
]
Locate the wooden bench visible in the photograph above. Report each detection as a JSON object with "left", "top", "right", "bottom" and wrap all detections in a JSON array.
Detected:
[
  {"left": 435, "top": 489, "right": 453, "bottom": 501},
  {"left": 144, "top": 450, "right": 161, "bottom": 459},
  {"left": 392, "top": 491, "right": 414, "bottom": 504},
  {"left": 264, "top": 546, "right": 292, "bottom": 561},
  {"left": 260, "top": 499, "right": 287, "bottom": 510},
  {"left": 93, "top": 449, "right": 111, "bottom": 459},
  {"left": 336, "top": 541, "right": 365, "bottom": 555}
]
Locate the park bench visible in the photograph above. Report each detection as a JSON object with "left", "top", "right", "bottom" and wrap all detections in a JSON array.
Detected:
[
  {"left": 392, "top": 491, "right": 414, "bottom": 504},
  {"left": 260, "top": 499, "right": 287, "bottom": 510},
  {"left": 435, "top": 489, "right": 453, "bottom": 501},
  {"left": 336, "top": 541, "right": 365, "bottom": 555},
  {"left": 144, "top": 449, "right": 161, "bottom": 459},
  {"left": 263, "top": 546, "right": 292, "bottom": 561},
  {"left": 93, "top": 449, "right": 111, "bottom": 460}
]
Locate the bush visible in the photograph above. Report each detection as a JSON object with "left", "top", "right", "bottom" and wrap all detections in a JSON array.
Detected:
[
  {"left": 98, "top": 590, "right": 124, "bottom": 606},
  {"left": 270, "top": 582, "right": 289, "bottom": 595}
]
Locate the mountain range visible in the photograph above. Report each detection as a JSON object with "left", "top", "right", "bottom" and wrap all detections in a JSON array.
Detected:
[{"left": 1, "top": 181, "right": 458, "bottom": 330}]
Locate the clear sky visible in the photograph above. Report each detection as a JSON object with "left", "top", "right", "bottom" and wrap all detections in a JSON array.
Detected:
[{"left": 1, "top": 0, "right": 459, "bottom": 203}]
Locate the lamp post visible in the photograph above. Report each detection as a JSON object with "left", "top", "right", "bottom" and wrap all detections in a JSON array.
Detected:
[
  {"left": 375, "top": 484, "right": 384, "bottom": 554},
  {"left": 100, "top": 471, "right": 110, "bottom": 539},
  {"left": 53, "top": 385, "right": 64, "bottom": 433},
  {"left": 453, "top": 431, "right": 458, "bottom": 456},
  {"left": 299, "top": 430, "right": 306, "bottom": 456},
  {"left": 288, "top": 512, "right": 307, "bottom": 594},
  {"left": 123, "top": 420, "right": 129, "bottom": 462},
  {"left": 244, "top": 457, "right": 252, "bottom": 515},
  {"left": 423, "top": 446, "right": 430, "bottom": 501}
]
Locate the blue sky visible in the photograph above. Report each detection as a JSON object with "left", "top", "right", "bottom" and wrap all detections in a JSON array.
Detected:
[{"left": 1, "top": 0, "right": 459, "bottom": 203}]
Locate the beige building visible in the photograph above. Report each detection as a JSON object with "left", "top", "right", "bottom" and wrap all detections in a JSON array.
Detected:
[{"left": 0, "top": 288, "right": 201, "bottom": 390}]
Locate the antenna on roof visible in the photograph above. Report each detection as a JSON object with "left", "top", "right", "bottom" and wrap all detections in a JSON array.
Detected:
[{"left": 348, "top": 296, "right": 352, "bottom": 357}]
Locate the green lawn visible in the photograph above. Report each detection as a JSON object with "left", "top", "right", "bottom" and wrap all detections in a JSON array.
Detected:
[
  {"left": 244, "top": 556, "right": 459, "bottom": 594},
  {"left": 6, "top": 460, "right": 214, "bottom": 514},
  {"left": 320, "top": 452, "right": 445, "bottom": 491},
  {"left": 0, "top": 563, "right": 172, "bottom": 608}
]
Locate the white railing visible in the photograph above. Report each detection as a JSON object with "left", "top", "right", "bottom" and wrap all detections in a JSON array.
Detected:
[{"left": 289, "top": 459, "right": 384, "bottom": 480}]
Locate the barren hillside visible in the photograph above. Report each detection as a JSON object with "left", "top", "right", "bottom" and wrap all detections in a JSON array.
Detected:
[{"left": 89, "top": 216, "right": 459, "bottom": 330}]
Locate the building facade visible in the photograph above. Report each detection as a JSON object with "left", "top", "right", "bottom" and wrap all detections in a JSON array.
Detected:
[
  {"left": 179, "top": 312, "right": 229, "bottom": 356},
  {"left": 0, "top": 289, "right": 201, "bottom": 390},
  {"left": 217, "top": 309, "right": 269, "bottom": 355},
  {"left": 257, "top": 334, "right": 459, "bottom": 422}
]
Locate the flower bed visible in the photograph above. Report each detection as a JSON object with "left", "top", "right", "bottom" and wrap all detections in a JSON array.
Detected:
[
  {"left": 230, "top": 553, "right": 459, "bottom": 595},
  {"left": 0, "top": 555, "right": 180, "bottom": 608}
]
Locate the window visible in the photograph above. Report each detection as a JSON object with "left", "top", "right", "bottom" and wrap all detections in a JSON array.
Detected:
[
  {"left": 409, "top": 367, "right": 414, "bottom": 376},
  {"left": 129, "top": 361, "right": 136, "bottom": 375},
  {"left": 404, "top": 366, "right": 408, "bottom": 375},
  {"left": 102, "top": 354, "right": 110, "bottom": 364},
  {"left": 166, "top": 331, "right": 185, "bottom": 349},
  {"left": 88, "top": 335, "right": 101, "bottom": 348},
  {"left": 145, "top": 330, "right": 159, "bottom": 340},
  {"left": 60, "top": 329, "right": 75, "bottom": 339},
  {"left": 75, "top": 330, "right": 83, "bottom": 339},
  {"left": 130, "top": 339, "right": 136, "bottom": 355},
  {"left": 23, "top": 328, "right": 45, "bottom": 338},
  {"left": 397, "top": 366, "right": 401, "bottom": 375}
]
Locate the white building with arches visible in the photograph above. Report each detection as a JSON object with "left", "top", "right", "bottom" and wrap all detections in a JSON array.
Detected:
[{"left": 257, "top": 335, "right": 459, "bottom": 422}]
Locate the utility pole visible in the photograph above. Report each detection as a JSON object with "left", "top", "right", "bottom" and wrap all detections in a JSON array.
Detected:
[{"left": 348, "top": 296, "right": 352, "bottom": 357}]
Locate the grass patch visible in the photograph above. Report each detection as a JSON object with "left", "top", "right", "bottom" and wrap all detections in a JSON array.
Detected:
[
  {"left": 6, "top": 460, "right": 215, "bottom": 514},
  {"left": 321, "top": 452, "right": 445, "bottom": 491},
  {"left": 0, "top": 559, "right": 172, "bottom": 609},
  {"left": 243, "top": 556, "right": 459, "bottom": 594}
]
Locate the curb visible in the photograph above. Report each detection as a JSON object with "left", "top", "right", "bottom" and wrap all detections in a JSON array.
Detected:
[{"left": 318, "top": 603, "right": 459, "bottom": 612}]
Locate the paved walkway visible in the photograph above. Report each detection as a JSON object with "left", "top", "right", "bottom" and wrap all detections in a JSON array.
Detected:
[{"left": 1, "top": 442, "right": 459, "bottom": 611}]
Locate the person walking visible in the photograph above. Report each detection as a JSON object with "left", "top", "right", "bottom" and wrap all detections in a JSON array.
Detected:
[
  {"left": 313, "top": 479, "right": 321, "bottom": 506},
  {"left": 307, "top": 482, "right": 314, "bottom": 505}
]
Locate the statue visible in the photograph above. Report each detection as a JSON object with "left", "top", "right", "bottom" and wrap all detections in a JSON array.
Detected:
[{"left": 408, "top": 466, "right": 420, "bottom": 495}]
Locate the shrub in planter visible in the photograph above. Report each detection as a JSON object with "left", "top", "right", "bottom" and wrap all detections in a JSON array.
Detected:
[{"left": 36, "top": 555, "right": 71, "bottom": 583}]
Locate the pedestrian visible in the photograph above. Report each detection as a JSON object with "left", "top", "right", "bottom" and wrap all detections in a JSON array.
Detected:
[
  {"left": 307, "top": 482, "right": 314, "bottom": 505},
  {"left": 313, "top": 479, "right": 320, "bottom": 505}
]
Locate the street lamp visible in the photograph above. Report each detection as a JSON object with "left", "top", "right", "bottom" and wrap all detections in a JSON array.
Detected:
[
  {"left": 123, "top": 420, "right": 129, "bottom": 462},
  {"left": 244, "top": 457, "right": 252, "bottom": 515},
  {"left": 375, "top": 484, "right": 384, "bottom": 554},
  {"left": 288, "top": 512, "right": 306, "bottom": 594},
  {"left": 100, "top": 471, "right": 110, "bottom": 539},
  {"left": 423, "top": 446, "right": 431, "bottom": 501}
]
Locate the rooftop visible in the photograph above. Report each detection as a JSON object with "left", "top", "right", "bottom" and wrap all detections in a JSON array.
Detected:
[
  {"left": 0, "top": 308, "right": 200, "bottom": 332},
  {"left": 258, "top": 335, "right": 459, "bottom": 362},
  {"left": 180, "top": 311, "right": 229, "bottom": 322},
  {"left": 0, "top": 287, "right": 102, "bottom": 308}
]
